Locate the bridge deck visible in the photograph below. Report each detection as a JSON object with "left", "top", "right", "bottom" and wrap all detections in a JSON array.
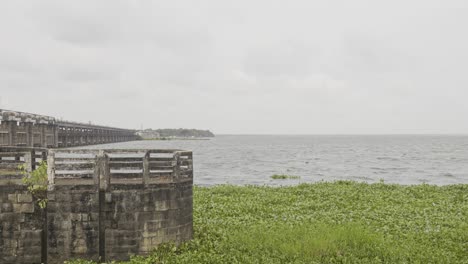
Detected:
[{"left": 0, "top": 109, "right": 137, "bottom": 148}]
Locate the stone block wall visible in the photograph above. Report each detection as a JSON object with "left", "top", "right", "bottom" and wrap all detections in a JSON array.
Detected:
[
  {"left": 47, "top": 185, "right": 101, "bottom": 263},
  {"left": 0, "top": 184, "right": 44, "bottom": 264},
  {"left": 45, "top": 182, "right": 193, "bottom": 264},
  {"left": 0, "top": 148, "right": 194, "bottom": 263},
  {"left": 104, "top": 182, "right": 193, "bottom": 260}
]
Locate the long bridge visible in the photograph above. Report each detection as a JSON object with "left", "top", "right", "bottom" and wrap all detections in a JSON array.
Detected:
[{"left": 0, "top": 109, "right": 138, "bottom": 148}]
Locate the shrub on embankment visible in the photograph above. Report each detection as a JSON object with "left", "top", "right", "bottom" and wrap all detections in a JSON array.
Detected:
[{"left": 68, "top": 181, "right": 468, "bottom": 263}]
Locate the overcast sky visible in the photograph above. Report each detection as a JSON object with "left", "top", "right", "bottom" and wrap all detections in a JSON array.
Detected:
[{"left": 1, "top": 1, "right": 467, "bottom": 134}]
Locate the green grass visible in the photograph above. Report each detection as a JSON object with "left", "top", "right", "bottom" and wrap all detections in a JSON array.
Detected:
[
  {"left": 271, "top": 174, "right": 301, "bottom": 179},
  {"left": 68, "top": 181, "right": 468, "bottom": 263}
]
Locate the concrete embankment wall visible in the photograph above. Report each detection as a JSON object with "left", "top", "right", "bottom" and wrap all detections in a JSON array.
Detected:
[
  {"left": 47, "top": 179, "right": 193, "bottom": 263},
  {"left": 0, "top": 147, "right": 193, "bottom": 264},
  {"left": 0, "top": 185, "right": 45, "bottom": 263}
]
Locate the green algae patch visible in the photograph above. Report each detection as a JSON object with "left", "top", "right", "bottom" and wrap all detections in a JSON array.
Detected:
[{"left": 69, "top": 181, "right": 468, "bottom": 263}]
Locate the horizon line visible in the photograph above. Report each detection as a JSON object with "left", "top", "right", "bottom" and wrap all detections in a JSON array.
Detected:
[{"left": 214, "top": 133, "right": 468, "bottom": 136}]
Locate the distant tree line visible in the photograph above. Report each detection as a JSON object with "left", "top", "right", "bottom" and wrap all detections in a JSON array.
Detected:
[{"left": 152, "top": 129, "right": 215, "bottom": 138}]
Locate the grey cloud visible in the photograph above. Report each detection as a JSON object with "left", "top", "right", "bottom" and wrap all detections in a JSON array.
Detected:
[
  {"left": 31, "top": 1, "right": 128, "bottom": 46},
  {"left": 59, "top": 66, "right": 118, "bottom": 83},
  {"left": 243, "top": 44, "right": 317, "bottom": 78},
  {"left": 1, "top": 0, "right": 468, "bottom": 134},
  {"left": 50, "top": 20, "right": 118, "bottom": 45}
]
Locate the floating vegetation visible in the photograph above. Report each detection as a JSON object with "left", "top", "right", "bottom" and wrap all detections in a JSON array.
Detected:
[
  {"left": 270, "top": 174, "right": 301, "bottom": 180},
  {"left": 68, "top": 181, "right": 468, "bottom": 263}
]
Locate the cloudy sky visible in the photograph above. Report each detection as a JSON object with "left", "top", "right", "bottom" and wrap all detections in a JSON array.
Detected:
[{"left": 1, "top": 1, "right": 467, "bottom": 134}]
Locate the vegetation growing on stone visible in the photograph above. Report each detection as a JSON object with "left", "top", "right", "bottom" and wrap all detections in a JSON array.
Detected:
[
  {"left": 68, "top": 181, "right": 468, "bottom": 263},
  {"left": 19, "top": 161, "right": 48, "bottom": 208}
]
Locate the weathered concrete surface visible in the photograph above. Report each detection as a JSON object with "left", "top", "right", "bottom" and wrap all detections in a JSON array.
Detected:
[
  {"left": 46, "top": 185, "right": 101, "bottom": 263},
  {"left": 104, "top": 182, "right": 193, "bottom": 260},
  {"left": 0, "top": 147, "right": 194, "bottom": 263},
  {"left": 0, "top": 184, "right": 44, "bottom": 264},
  {"left": 45, "top": 182, "right": 193, "bottom": 263}
]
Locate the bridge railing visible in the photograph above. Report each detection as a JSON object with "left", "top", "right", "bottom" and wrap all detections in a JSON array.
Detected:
[
  {"left": 0, "top": 147, "right": 48, "bottom": 184},
  {"left": 1, "top": 108, "right": 138, "bottom": 148},
  {"left": 0, "top": 147, "right": 193, "bottom": 186},
  {"left": 48, "top": 149, "right": 193, "bottom": 188}
]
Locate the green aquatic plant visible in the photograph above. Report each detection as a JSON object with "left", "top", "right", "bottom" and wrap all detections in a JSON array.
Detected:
[
  {"left": 228, "top": 222, "right": 403, "bottom": 263},
  {"left": 68, "top": 182, "right": 468, "bottom": 263},
  {"left": 271, "top": 174, "right": 301, "bottom": 180}
]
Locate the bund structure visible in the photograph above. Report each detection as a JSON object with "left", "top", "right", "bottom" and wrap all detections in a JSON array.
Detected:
[
  {"left": 0, "top": 109, "right": 137, "bottom": 148},
  {"left": 0, "top": 147, "right": 194, "bottom": 263}
]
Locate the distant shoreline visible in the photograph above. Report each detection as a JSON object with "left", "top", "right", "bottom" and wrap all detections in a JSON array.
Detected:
[
  {"left": 142, "top": 137, "right": 211, "bottom": 141},
  {"left": 214, "top": 134, "right": 468, "bottom": 136}
]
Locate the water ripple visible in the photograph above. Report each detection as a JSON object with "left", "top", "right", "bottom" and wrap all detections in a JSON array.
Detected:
[{"left": 87, "top": 135, "right": 468, "bottom": 186}]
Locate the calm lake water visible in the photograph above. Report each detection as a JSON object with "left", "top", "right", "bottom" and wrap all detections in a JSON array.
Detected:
[{"left": 78, "top": 135, "right": 468, "bottom": 186}]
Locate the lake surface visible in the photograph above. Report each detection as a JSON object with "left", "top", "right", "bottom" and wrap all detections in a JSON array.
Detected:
[{"left": 78, "top": 135, "right": 468, "bottom": 186}]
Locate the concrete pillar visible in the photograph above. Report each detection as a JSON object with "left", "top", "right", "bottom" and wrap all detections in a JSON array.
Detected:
[
  {"left": 93, "top": 130, "right": 97, "bottom": 144},
  {"left": 53, "top": 125, "right": 59, "bottom": 148},
  {"left": 63, "top": 129, "right": 68, "bottom": 147},
  {"left": 96, "top": 150, "right": 110, "bottom": 262},
  {"left": 6, "top": 121, "right": 17, "bottom": 146},
  {"left": 26, "top": 122, "right": 34, "bottom": 147},
  {"left": 143, "top": 151, "right": 150, "bottom": 186},
  {"left": 47, "top": 150, "right": 56, "bottom": 189},
  {"left": 70, "top": 128, "right": 75, "bottom": 146},
  {"left": 70, "top": 128, "right": 74, "bottom": 146},
  {"left": 40, "top": 124, "right": 47, "bottom": 148}
]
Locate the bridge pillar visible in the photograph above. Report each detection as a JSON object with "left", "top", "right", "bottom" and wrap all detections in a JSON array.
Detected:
[
  {"left": 64, "top": 128, "right": 69, "bottom": 147},
  {"left": 24, "top": 121, "right": 34, "bottom": 147},
  {"left": 79, "top": 130, "right": 83, "bottom": 146},
  {"left": 69, "top": 128, "right": 74, "bottom": 146},
  {"left": 5, "top": 121, "right": 17, "bottom": 146},
  {"left": 31, "top": 124, "right": 41, "bottom": 147},
  {"left": 60, "top": 129, "right": 64, "bottom": 147},
  {"left": 72, "top": 128, "right": 76, "bottom": 146},
  {"left": 53, "top": 125, "right": 59, "bottom": 147},
  {"left": 94, "top": 130, "right": 97, "bottom": 144},
  {"left": 41, "top": 123, "right": 58, "bottom": 148},
  {"left": 40, "top": 123, "right": 47, "bottom": 148},
  {"left": 75, "top": 128, "right": 79, "bottom": 145},
  {"left": 71, "top": 128, "right": 75, "bottom": 146}
]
